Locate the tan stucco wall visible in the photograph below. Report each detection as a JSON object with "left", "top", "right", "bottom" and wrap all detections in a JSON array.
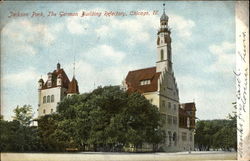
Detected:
[{"left": 38, "top": 87, "right": 66, "bottom": 117}]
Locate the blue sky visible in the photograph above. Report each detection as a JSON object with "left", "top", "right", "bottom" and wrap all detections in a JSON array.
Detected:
[{"left": 1, "top": 1, "right": 235, "bottom": 120}]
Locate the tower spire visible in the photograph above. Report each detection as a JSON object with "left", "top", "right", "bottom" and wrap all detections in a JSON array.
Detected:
[
  {"left": 73, "top": 55, "right": 75, "bottom": 78},
  {"left": 156, "top": 3, "right": 172, "bottom": 73}
]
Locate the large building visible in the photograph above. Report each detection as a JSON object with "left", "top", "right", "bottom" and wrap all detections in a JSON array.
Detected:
[
  {"left": 37, "top": 63, "right": 79, "bottom": 117},
  {"left": 122, "top": 9, "right": 196, "bottom": 152},
  {"left": 37, "top": 7, "right": 196, "bottom": 152}
]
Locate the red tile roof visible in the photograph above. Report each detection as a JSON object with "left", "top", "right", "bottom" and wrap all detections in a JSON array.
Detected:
[
  {"left": 181, "top": 102, "right": 196, "bottom": 111},
  {"left": 125, "top": 67, "right": 161, "bottom": 93},
  {"left": 42, "top": 68, "right": 70, "bottom": 90},
  {"left": 67, "top": 77, "right": 79, "bottom": 94}
]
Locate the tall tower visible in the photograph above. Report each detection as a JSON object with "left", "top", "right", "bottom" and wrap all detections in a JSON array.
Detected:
[
  {"left": 156, "top": 4, "right": 172, "bottom": 73},
  {"left": 37, "top": 63, "right": 79, "bottom": 117}
]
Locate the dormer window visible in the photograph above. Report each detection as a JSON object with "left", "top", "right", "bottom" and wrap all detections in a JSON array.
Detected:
[
  {"left": 140, "top": 79, "right": 151, "bottom": 86},
  {"left": 47, "top": 81, "right": 52, "bottom": 88}
]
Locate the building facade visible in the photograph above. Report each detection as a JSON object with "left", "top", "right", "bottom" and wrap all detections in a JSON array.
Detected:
[
  {"left": 38, "top": 63, "right": 79, "bottom": 117},
  {"left": 37, "top": 8, "right": 196, "bottom": 152},
  {"left": 122, "top": 9, "right": 196, "bottom": 152}
]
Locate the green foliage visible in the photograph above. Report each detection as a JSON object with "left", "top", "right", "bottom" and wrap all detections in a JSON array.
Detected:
[
  {"left": 39, "top": 86, "right": 165, "bottom": 152},
  {"left": 1, "top": 105, "right": 42, "bottom": 152},
  {"left": 13, "top": 105, "right": 33, "bottom": 126},
  {"left": 195, "top": 114, "right": 237, "bottom": 151}
]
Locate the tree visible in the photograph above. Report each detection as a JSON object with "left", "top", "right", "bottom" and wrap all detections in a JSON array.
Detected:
[
  {"left": 195, "top": 115, "right": 237, "bottom": 151},
  {"left": 42, "top": 86, "right": 165, "bottom": 152},
  {"left": 0, "top": 119, "right": 41, "bottom": 152},
  {"left": 13, "top": 105, "right": 33, "bottom": 126}
]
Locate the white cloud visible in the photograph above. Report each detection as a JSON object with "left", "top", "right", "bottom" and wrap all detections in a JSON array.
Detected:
[
  {"left": 64, "top": 59, "right": 137, "bottom": 93},
  {"left": 2, "top": 68, "right": 40, "bottom": 87},
  {"left": 83, "top": 44, "right": 126, "bottom": 63},
  {"left": 169, "top": 14, "right": 195, "bottom": 39},
  {"left": 208, "top": 41, "right": 235, "bottom": 75},
  {"left": 95, "top": 25, "right": 112, "bottom": 37},
  {"left": 62, "top": 44, "right": 137, "bottom": 93},
  {"left": 66, "top": 8, "right": 104, "bottom": 34},
  {"left": 178, "top": 74, "right": 235, "bottom": 120},
  {"left": 66, "top": 16, "right": 89, "bottom": 34},
  {"left": 2, "top": 19, "right": 59, "bottom": 55},
  {"left": 93, "top": 13, "right": 195, "bottom": 46}
]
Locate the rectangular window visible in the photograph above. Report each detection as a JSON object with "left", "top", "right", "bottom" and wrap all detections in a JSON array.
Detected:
[
  {"left": 173, "top": 116, "right": 177, "bottom": 125},
  {"left": 43, "top": 109, "right": 46, "bottom": 114},
  {"left": 161, "top": 114, "right": 166, "bottom": 123},
  {"left": 167, "top": 115, "right": 172, "bottom": 125},
  {"left": 168, "top": 102, "right": 171, "bottom": 109},
  {"left": 140, "top": 80, "right": 151, "bottom": 86},
  {"left": 182, "top": 132, "right": 187, "bottom": 141},
  {"left": 174, "top": 104, "right": 176, "bottom": 111},
  {"left": 190, "top": 133, "right": 192, "bottom": 141},
  {"left": 162, "top": 100, "right": 165, "bottom": 107}
]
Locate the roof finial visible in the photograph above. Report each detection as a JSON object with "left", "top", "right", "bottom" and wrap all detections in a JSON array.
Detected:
[
  {"left": 57, "top": 60, "right": 61, "bottom": 71},
  {"left": 163, "top": 3, "right": 165, "bottom": 13}
]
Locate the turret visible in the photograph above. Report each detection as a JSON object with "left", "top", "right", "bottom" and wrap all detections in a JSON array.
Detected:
[
  {"left": 67, "top": 76, "right": 79, "bottom": 96},
  {"left": 38, "top": 78, "right": 44, "bottom": 90}
]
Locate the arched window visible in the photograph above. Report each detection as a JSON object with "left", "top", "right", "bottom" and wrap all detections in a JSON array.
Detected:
[
  {"left": 47, "top": 95, "right": 50, "bottom": 103},
  {"left": 160, "top": 49, "right": 164, "bottom": 61},
  {"left": 173, "top": 132, "right": 177, "bottom": 146},
  {"left": 51, "top": 95, "right": 54, "bottom": 102},
  {"left": 43, "top": 109, "right": 46, "bottom": 114},
  {"left": 43, "top": 96, "right": 46, "bottom": 103},
  {"left": 51, "top": 109, "right": 53, "bottom": 113}
]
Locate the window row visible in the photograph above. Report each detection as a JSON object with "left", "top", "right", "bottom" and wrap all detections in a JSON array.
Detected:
[
  {"left": 43, "top": 95, "right": 54, "bottom": 103},
  {"left": 181, "top": 132, "right": 193, "bottom": 142},
  {"left": 161, "top": 101, "right": 177, "bottom": 111},
  {"left": 43, "top": 108, "right": 54, "bottom": 114},
  {"left": 167, "top": 115, "right": 177, "bottom": 125},
  {"left": 140, "top": 79, "right": 151, "bottom": 86}
]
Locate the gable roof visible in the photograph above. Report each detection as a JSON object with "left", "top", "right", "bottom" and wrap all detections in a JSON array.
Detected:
[
  {"left": 181, "top": 102, "right": 196, "bottom": 111},
  {"left": 42, "top": 68, "right": 70, "bottom": 90},
  {"left": 125, "top": 66, "right": 161, "bottom": 93}
]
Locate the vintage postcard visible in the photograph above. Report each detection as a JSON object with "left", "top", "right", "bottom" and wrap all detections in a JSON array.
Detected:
[{"left": 0, "top": 1, "right": 249, "bottom": 161}]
